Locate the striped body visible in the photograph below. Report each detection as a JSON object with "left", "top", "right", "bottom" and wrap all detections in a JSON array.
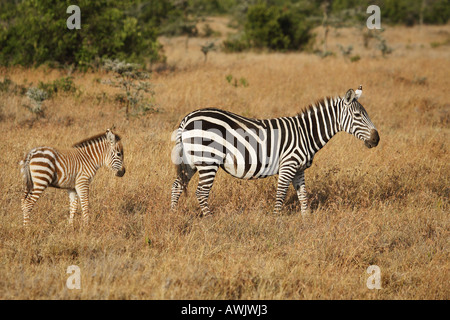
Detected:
[
  {"left": 20, "top": 129, "right": 125, "bottom": 226},
  {"left": 171, "top": 88, "right": 379, "bottom": 216}
]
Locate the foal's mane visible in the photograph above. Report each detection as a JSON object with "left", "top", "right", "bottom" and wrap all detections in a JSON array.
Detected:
[{"left": 72, "top": 132, "right": 121, "bottom": 148}]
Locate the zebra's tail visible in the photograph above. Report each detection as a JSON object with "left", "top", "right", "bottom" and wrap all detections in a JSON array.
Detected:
[
  {"left": 20, "top": 153, "right": 33, "bottom": 193},
  {"left": 172, "top": 126, "right": 196, "bottom": 191},
  {"left": 177, "top": 160, "right": 196, "bottom": 191}
]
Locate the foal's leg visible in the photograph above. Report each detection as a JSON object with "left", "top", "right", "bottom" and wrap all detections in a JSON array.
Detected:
[{"left": 68, "top": 189, "right": 79, "bottom": 225}]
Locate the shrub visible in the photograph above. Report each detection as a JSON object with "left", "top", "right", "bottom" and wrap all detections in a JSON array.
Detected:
[
  {"left": 350, "top": 55, "right": 361, "bottom": 62},
  {"left": 0, "top": 1, "right": 163, "bottom": 69},
  {"left": 25, "top": 88, "right": 48, "bottom": 116},
  {"left": 201, "top": 42, "right": 216, "bottom": 62},
  {"left": 226, "top": 74, "right": 249, "bottom": 88},
  {"left": 0, "top": 77, "right": 13, "bottom": 93},
  {"left": 222, "top": 33, "right": 250, "bottom": 53},
  {"left": 38, "top": 77, "right": 77, "bottom": 98},
  {"left": 245, "top": 3, "right": 313, "bottom": 51},
  {"left": 224, "top": 3, "right": 314, "bottom": 52},
  {"left": 102, "top": 59, "right": 159, "bottom": 119}
]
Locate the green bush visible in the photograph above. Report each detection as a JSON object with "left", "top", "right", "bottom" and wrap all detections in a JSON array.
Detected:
[
  {"left": 225, "top": 3, "right": 314, "bottom": 52},
  {"left": 422, "top": 0, "right": 450, "bottom": 24},
  {"left": 0, "top": 0, "right": 163, "bottom": 68},
  {"left": 222, "top": 33, "right": 250, "bottom": 52},
  {"left": 135, "top": 0, "right": 198, "bottom": 37},
  {"left": 225, "top": 74, "right": 249, "bottom": 88},
  {"left": 246, "top": 3, "right": 313, "bottom": 51},
  {"left": 38, "top": 76, "right": 77, "bottom": 98}
]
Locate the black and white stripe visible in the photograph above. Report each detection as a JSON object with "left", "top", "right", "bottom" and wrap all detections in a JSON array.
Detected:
[{"left": 171, "top": 88, "right": 379, "bottom": 216}]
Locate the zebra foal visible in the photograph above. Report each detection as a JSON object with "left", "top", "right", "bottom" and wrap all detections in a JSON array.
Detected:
[
  {"left": 20, "top": 129, "right": 125, "bottom": 226},
  {"left": 171, "top": 87, "right": 379, "bottom": 216}
]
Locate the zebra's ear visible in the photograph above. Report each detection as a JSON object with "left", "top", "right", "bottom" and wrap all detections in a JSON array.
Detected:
[
  {"left": 106, "top": 129, "right": 115, "bottom": 143},
  {"left": 344, "top": 89, "right": 356, "bottom": 104}
]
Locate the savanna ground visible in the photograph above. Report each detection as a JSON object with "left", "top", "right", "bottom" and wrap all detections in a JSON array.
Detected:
[{"left": 0, "top": 19, "right": 449, "bottom": 299}]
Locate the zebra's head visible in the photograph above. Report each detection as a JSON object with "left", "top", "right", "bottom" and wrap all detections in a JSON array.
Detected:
[
  {"left": 105, "top": 129, "right": 126, "bottom": 177},
  {"left": 341, "top": 88, "right": 380, "bottom": 148}
]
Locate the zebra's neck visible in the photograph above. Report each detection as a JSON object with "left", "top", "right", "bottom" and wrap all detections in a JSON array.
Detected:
[
  {"left": 295, "top": 96, "right": 343, "bottom": 154},
  {"left": 74, "top": 138, "right": 109, "bottom": 171}
]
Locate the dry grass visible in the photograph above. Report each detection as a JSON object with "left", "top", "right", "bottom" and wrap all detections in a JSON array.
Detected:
[{"left": 0, "top": 21, "right": 449, "bottom": 299}]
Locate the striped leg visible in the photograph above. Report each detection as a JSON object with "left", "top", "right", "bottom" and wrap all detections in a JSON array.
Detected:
[
  {"left": 292, "top": 170, "right": 309, "bottom": 216},
  {"left": 75, "top": 178, "right": 90, "bottom": 226},
  {"left": 195, "top": 165, "right": 219, "bottom": 217},
  {"left": 171, "top": 177, "right": 184, "bottom": 210},
  {"left": 171, "top": 166, "right": 196, "bottom": 211},
  {"left": 273, "top": 165, "right": 297, "bottom": 214},
  {"left": 21, "top": 183, "right": 47, "bottom": 226},
  {"left": 68, "top": 190, "right": 79, "bottom": 225},
  {"left": 21, "top": 189, "right": 29, "bottom": 225}
]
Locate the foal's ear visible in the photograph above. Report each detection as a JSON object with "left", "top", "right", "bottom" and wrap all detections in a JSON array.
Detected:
[
  {"left": 106, "top": 129, "right": 116, "bottom": 143},
  {"left": 344, "top": 89, "right": 356, "bottom": 104}
]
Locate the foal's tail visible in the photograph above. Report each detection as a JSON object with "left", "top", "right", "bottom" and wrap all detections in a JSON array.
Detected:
[{"left": 20, "top": 152, "right": 33, "bottom": 193}]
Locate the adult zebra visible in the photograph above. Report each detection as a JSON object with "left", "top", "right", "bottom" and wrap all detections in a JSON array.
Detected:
[
  {"left": 171, "top": 87, "right": 379, "bottom": 216},
  {"left": 20, "top": 129, "right": 125, "bottom": 226}
]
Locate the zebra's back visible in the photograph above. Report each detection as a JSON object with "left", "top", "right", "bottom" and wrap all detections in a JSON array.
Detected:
[{"left": 178, "top": 108, "right": 300, "bottom": 180}]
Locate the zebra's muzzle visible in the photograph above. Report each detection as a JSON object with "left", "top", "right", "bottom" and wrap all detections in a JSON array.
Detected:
[
  {"left": 365, "top": 129, "right": 380, "bottom": 148},
  {"left": 116, "top": 167, "right": 126, "bottom": 177}
]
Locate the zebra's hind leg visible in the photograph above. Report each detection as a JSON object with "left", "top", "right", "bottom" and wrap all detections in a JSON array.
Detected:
[
  {"left": 68, "top": 190, "right": 79, "bottom": 226},
  {"left": 195, "top": 165, "right": 219, "bottom": 217},
  {"left": 21, "top": 184, "right": 47, "bottom": 226},
  {"left": 171, "top": 164, "right": 197, "bottom": 211},
  {"left": 171, "top": 177, "right": 184, "bottom": 211},
  {"left": 292, "top": 170, "right": 309, "bottom": 216}
]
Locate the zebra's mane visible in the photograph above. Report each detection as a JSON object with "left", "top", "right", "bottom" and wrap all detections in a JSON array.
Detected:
[
  {"left": 298, "top": 96, "right": 340, "bottom": 116},
  {"left": 72, "top": 132, "right": 121, "bottom": 148}
]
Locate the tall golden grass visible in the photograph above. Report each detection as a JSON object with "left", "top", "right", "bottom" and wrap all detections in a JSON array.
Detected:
[{"left": 0, "top": 21, "right": 448, "bottom": 299}]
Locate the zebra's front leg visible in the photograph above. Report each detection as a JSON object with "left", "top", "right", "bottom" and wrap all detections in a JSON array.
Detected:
[
  {"left": 75, "top": 179, "right": 90, "bottom": 226},
  {"left": 68, "top": 190, "right": 79, "bottom": 226},
  {"left": 273, "top": 166, "right": 297, "bottom": 214},
  {"left": 292, "top": 170, "right": 309, "bottom": 216},
  {"left": 195, "top": 165, "right": 219, "bottom": 217}
]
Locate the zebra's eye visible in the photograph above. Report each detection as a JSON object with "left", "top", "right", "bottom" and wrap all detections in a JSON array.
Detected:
[
  {"left": 354, "top": 112, "right": 361, "bottom": 117},
  {"left": 117, "top": 152, "right": 122, "bottom": 157}
]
